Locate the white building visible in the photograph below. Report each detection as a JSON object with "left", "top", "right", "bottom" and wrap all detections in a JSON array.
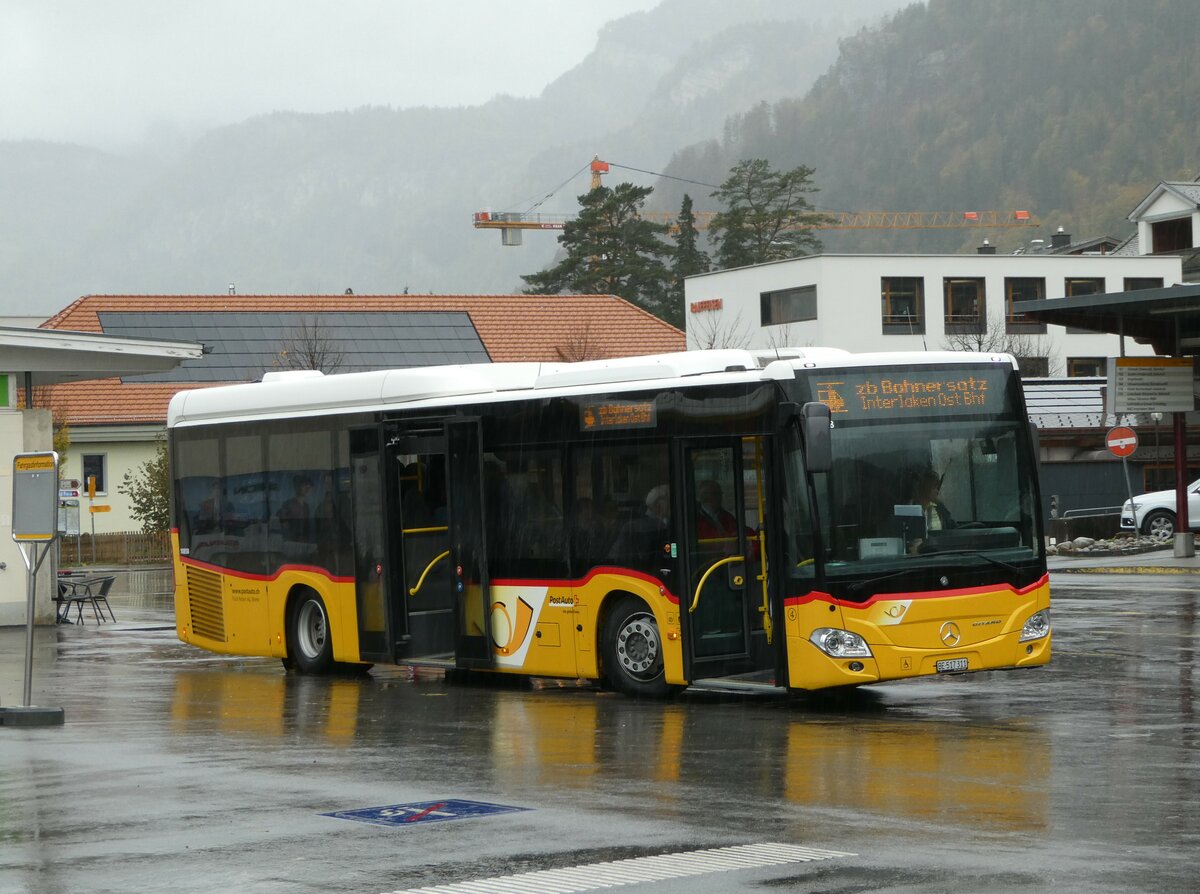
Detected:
[{"left": 684, "top": 251, "right": 1184, "bottom": 377}]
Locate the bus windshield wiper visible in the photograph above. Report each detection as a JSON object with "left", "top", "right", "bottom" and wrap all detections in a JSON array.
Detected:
[
  {"left": 917, "top": 548, "right": 1021, "bottom": 574},
  {"left": 845, "top": 562, "right": 925, "bottom": 595}
]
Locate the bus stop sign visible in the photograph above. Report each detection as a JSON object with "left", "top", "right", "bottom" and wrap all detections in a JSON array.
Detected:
[
  {"left": 13, "top": 453, "right": 59, "bottom": 542},
  {"left": 1106, "top": 426, "right": 1138, "bottom": 458}
]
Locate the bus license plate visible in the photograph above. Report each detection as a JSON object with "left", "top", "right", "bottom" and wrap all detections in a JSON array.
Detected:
[{"left": 936, "top": 657, "right": 969, "bottom": 673}]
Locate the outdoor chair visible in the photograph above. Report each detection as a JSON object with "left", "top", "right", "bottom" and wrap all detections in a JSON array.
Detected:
[
  {"left": 87, "top": 575, "right": 117, "bottom": 623},
  {"left": 62, "top": 575, "right": 117, "bottom": 624}
]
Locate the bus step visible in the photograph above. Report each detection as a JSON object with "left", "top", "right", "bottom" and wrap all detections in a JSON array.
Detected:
[
  {"left": 399, "top": 656, "right": 456, "bottom": 670},
  {"left": 689, "top": 677, "right": 786, "bottom": 695}
]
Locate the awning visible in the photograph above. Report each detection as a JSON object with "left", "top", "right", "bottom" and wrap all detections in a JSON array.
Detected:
[
  {"left": 0, "top": 326, "right": 204, "bottom": 387},
  {"left": 1012, "top": 283, "right": 1200, "bottom": 356}
]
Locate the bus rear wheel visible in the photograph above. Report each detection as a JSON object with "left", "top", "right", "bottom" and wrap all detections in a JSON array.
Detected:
[
  {"left": 289, "top": 590, "right": 333, "bottom": 674},
  {"left": 603, "top": 596, "right": 669, "bottom": 698}
]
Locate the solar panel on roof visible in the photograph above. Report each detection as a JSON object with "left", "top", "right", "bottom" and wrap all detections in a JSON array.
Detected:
[{"left": 99, "top": 311, "right": 490, "bottom": 383}]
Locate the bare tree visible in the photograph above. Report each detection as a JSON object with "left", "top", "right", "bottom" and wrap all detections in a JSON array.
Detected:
[
  {"left": 690, "top": 309, "right": 754, "bottom": 350},
  {"left": 273, "top": 316, "right": 345, "bottom": 373},
  {"left": 763, "top": 324, "right": 805, "bottom": 352},
  {"left": 942, "top": 311, "right": 1061, "bottom": 376},
  {"left": 555, "top": 321, "right": 606, "bottom": 362}
]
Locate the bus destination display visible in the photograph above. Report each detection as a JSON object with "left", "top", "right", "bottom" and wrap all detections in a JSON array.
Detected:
[
  {"left": 580, "top": 400, "right": 657, "bottom": 432},
  {"left": 813, "top": 367, "right": 1010, "bottom": 420}
]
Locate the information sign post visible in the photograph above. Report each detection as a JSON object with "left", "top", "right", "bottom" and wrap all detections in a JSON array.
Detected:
[{"left": 1, "top": 452, "right": 65, "bottom": 727}]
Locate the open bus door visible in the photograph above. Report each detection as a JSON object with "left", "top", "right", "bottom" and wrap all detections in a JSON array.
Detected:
[
  {"left": 385, "top": 429, "right": 455, "bottom": 663},
  {"left": 445, "top": 417, "right": 494, "bottom": 668},
  {"left": 678, "top": 436, "right": 779, "bottom": 687}
]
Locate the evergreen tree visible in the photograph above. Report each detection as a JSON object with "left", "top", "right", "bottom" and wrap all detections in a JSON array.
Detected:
[
  {"left": 709, "top": 159, "right": 829, "bottom": 269},
  {"left": 522, "top": 183, "right": 676, "bottom": 325},
  {"left": 668, "top": 194, "right": 710, "bottom": 311}
]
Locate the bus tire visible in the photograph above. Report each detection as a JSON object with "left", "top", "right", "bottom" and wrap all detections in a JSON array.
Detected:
[
  {"left": 603, "top": 596, "right": 669, "bottom": 698},
  {"left": 288, "top": 589, "right": 334, "bottom": 674}
]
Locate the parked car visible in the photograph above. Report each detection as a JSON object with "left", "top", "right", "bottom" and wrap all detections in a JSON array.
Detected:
[{"left": 1120, "top": 479, "right": 1200, "bottom": 538}]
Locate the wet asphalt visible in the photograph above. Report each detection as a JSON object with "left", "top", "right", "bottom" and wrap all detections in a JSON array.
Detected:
[{"left": 0, "top": 565, "right": 1197, "bottom": 893}]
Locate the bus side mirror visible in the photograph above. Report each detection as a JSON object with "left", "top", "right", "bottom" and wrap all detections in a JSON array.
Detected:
[{"left": 801, "top": 402, "right": 832, "bottom": 473}]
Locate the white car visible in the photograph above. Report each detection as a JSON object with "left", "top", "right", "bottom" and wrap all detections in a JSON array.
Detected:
[{"left": 1119, "top": 478, "right": 1200, "bottom": 538}]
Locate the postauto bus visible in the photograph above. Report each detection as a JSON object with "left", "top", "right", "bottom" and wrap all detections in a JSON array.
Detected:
[{"left": 168, "top": 348, "right": 1050, "bottom": 696}]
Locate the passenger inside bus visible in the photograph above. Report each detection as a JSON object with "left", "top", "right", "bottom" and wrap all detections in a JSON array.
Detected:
[
  {"left": 608, "top": 484, "right": 671, "bottom": 574},
  {"left": 277, "top": 475, "right": 313, "bottom": 542}
]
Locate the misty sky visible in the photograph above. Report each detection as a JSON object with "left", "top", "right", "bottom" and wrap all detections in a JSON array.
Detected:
[{"left": 2, "top": 0, "right": 661, "bottom": 148}]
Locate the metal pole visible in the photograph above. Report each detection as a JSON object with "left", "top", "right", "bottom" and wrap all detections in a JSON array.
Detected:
[
  {"left": 22, "top": 544, "right": 37, "bottom": 706},
  {"left": 1120, "top": 454, "right": 1136, "bottom": 529}
]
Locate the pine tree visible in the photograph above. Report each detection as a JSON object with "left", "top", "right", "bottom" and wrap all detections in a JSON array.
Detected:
[
  {"left": 668, "top": 194, "right": 710, "bottom": 312},
  {"left": 522, "top": 183, "right": 675, "bottom": 324},
  {"left": 709, "top": 159, "right": 829, "bottom": 269}
]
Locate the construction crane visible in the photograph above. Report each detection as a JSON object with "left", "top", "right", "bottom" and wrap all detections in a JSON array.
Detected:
[{"left": 474, "top": 157, "right": 1039, "bottom": 246}]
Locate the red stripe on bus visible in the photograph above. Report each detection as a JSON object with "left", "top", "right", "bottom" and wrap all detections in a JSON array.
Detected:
[
  {"left": 491, "top": 566, "right": 680, "bottom": 604},
  {"left": 179, "top": 556, "right": 355, "bottom": 584},
  {"left": 783, "top": 572, "right": 1048, "bottom": 608}
]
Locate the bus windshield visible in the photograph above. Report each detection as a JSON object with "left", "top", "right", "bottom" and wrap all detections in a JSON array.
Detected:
[{"left": 784, "top": 362, "right": 1042, "bottom": 598}]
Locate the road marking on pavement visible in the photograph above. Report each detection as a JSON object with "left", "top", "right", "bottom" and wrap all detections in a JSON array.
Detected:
[
  {"left": 379, "top": 842, "right": 855, "bottom": 894},
  {"left": 325, "top": 799, "right": 528, "bottom": 828}
]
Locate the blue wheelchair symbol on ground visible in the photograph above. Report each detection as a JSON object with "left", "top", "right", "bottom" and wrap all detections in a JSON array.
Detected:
[{"left": 323, "top": 798, "right": 530, "bottom": 828}]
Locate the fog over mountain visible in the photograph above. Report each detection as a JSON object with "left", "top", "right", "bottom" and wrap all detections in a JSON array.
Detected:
[
  {"left": 6, "top": 0, "right": 1195, "bottom": 317},
  {"left": 0, "top": 0, "right": 909, "bottom": 315}
]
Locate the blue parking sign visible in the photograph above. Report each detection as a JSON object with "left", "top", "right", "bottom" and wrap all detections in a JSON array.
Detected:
[{"left": 323, "top": 799, "right": 530, "bottom": 828}]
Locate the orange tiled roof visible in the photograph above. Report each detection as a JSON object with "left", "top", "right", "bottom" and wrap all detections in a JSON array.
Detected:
[{"left": 40, "top": 294, "right": 685, "bottom": 426}]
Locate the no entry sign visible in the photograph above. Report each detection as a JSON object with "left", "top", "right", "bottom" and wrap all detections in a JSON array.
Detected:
[{"left": 1106, "top": 426, "right": 1138, "bottom": 458}]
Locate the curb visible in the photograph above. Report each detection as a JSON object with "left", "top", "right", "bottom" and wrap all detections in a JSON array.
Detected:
[{"left": 1052, "top": 564, "right": 1200, "bottom": 575}]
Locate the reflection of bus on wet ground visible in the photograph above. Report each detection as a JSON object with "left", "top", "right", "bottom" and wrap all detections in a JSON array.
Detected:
[{"left": 167, "top": 348, "right": 1050, "bottom": 696}]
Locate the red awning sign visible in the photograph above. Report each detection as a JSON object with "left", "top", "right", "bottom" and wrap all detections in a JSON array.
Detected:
[{"left": 1106, "top": 426, "right": 1138, "bottom": 458}]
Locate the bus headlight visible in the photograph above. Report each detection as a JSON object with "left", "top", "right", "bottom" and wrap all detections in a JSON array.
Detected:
[
  {"left": 1019, "top": 610, "right": 1050, "bottom": 642},
  {"left": 810, "top": 628, "right": 873, "bottom": 658}
]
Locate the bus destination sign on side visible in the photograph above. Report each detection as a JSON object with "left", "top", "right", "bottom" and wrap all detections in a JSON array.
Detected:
[
  {"left": 580, "top": 400, "right": 657, "bottom": 432},
  {"left": 813, "top": 368, "right": 1009, "bottom": 420}
]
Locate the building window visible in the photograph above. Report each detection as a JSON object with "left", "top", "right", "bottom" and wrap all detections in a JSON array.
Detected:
[
  {"left": 1151, "top": 218, "right": 1193, "bottom": 253},
  {"left": 943, "top": 278, "right": 985, "bottom": 334},
  {"left": 1005, "top": 277, "right": 1046, "bottom": 334},
  {"left": 1144, "top": 463, "right": 1200, "bottom": 493},
  {"left": 1017, "top": 356, "right": 1049, "bottom": 378},
  {"left": 82, "top": 453, "right": 107, "bottom": 494},
  {"left": 1067, "top": 357, "right": 1106, "bottom": 377},
  {"left": 1124, "top": 277, "right": 1164, "bottom": 292},
  {"left": 760, "top": 285, "right": 817, "bottom": 326},
  {"left": 1064, "top": 277, "right": 1106, "bottom": 333},
  {"left": 881, "top": 277, "right": 924, "bottom": 334}
]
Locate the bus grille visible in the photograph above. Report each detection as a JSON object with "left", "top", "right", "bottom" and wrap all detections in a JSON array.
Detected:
[{"left": 186, "top": 566, "right": 226, "bottom": 642}]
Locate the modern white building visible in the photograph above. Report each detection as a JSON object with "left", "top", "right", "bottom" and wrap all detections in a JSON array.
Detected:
[{"left": 684, "top": 251, "right": 1184, "bottom": 378}]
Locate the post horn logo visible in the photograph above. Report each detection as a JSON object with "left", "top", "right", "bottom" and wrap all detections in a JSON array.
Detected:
[{"left": 939, "top": 621, "right": 962, "bottom": 647}]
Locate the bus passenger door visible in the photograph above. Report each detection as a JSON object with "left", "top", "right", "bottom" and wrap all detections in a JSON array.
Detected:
[
  {"left": 680, "top": 437, "right": 775, "bottom": 683},
  {"left": 387, "top": 431, "right": 454, "bottom": 662},
  {"left": 349, "top": 427, "right": 392, "bottom": 662},
  {"left": 445, "top": 418, "right": 493, "bottom": 668}
]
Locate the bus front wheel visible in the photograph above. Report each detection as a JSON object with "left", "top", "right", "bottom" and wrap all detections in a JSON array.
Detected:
[
  {"left": 288, "top": 590, "right": 333, "bottom": 674},
  {"left": 603, "top": 596, "right": 669, "bottom": 698}
]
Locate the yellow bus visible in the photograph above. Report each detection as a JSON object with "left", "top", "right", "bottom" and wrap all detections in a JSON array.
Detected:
[{"left": 167, "top": 348, "right": 1050, "bottom": 696}]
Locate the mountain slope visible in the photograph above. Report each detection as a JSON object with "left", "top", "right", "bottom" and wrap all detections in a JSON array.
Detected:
[{"left": 665, "top": 0, "right": 1200, "bottom": 254}]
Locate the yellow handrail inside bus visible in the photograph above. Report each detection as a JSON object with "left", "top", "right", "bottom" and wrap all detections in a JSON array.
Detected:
[
  {"left": 409, "top": 550, "right": 450, "bottom": 596},
  {"left": 752, "top": 436, "right": 772, "bottom": 645},
  {"left": 690, "top": 554, "right": 745, "bottom": 613},
  {"left": 402, "top": 525, "right": 449, "bottom": 535}
]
